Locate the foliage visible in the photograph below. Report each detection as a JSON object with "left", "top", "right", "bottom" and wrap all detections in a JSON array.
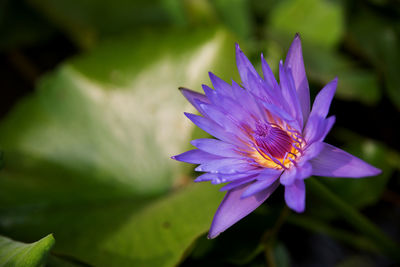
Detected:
[{"left": 0, "top": 0, "right": 399, "bottom": 266}]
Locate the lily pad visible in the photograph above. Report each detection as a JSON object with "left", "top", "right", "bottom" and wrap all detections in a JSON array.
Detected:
[
  {"left": 0, "top": 234, "right": 54, "bottom": 267},
  {"left": 0, "top": 28, "right": 234, "bottom": 266}
]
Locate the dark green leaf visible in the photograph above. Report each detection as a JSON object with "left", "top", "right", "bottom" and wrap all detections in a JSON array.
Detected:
[
  {"left": 304, "top": 47, "right": 381, "bottom": 105},
  {"left": 0, "top": 0, "right": 55, "bottom": 50},
  {"left": 347, "top": 6, "right": 400, "bottom": 109},
  {"left": 28, "top": 0, "right": 187, "bottom": 47},
  {"left": 321, "top": 129, "right": 391, "bottom": 209}
]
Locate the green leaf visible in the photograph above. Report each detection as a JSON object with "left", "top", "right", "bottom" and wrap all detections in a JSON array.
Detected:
[
  {"left": 304, "top": 47, "right": 381, "bottom": 105},
  {"left": 321, "top": 129, "right": 391, "bottom": 209},
  {"left": 10, "top": 183, "right": 220, "bottom": 267},
  {"left": 0, "top": 234, "right": 54, "bottom": 267},
  {"left": 0, "top": 28, "right": 235, "bottom": 266},
  {"left": 0, "top": 1, "right": 55, "bottom": 50},
  {"left": 211, "top": 0, "right": 253, "bottom": 39},
  {"left": 273, "top": 242, "right": 290, "bottom": 267},
  {"left": 269, "top": 0, "right": 344, "bottom": 49},
  {"left": 27, "top": 0, "right": 187, "bottom": 48},
  {"left": 347, "top": 6, "right": 400, "bottom": 109},
  {"left": 307, "top": 179, "right": 400, "bottom": 260}
]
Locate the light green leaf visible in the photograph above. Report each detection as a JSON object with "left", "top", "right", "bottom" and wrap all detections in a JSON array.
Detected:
[
  {"left": 0, "top": 28, "right": 235, "bottom": 266},
  {"left": 0, "top": 234, "right": 54, "bottom": 267},
  {"left": 211, "top": 0, "right": 253, "bottom": 39},
  {"left": 269, "top": 0, "right": 344, "bottom": 49}
]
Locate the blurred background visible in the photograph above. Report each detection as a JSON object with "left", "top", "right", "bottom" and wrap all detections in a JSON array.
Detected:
[{"left": 0, "top": 0, "right": 399, "bottom": 266}]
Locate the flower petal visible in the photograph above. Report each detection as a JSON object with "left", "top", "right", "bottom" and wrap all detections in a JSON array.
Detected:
[
  {"left": 300, "top": 142, "right": 324, "bottom": 163},
  {"left": 242, "top": 173, "right": 281, "bottom": 198},
  {"left": 284, "top": 179, "right": 306, "bottom": 213},
  {"left": 279, "top": 61, "right": 303, "bottom": 127},
  {"left": 235, "top": 43, "right": 260, "bottom": 89},
  {"left": 217, "top": 172, "right": 259, "bottom": 184},
  {"left": 262, "top": 102, "right": 301, "bottom": 132},
  {"left": 184, "top": 113, "right": 238, "bottom": 143},
  {"left": 191, "top": 139, "right": 241, "bottom": 158},
  {"left": 208, "top": 92, "right": 251, "bottom": 124},
  {"left": 309, "top": 77, "right": 337, "bottom": 119},
  {"left": 310, "top": 143, "right": 382, "bottom": 178},
  {"left": 232, "top": 80, "right": 265, "bottom": 121},
  {"left": 208, "top": 181, "right": 279, "bottom": 238},
  {"left": 179, "top": 87, "right": 209, "bottom": 115},
  {"left": 199, "top": 103, "right": 247, "bottom": 141},
  {"left": 296, "top": 162, "right": 312, "bottom": 180},
  {"left": 303, "top": 115, "right": 336, "bottom": 144},
  {"left": 209, "top": 72, "right": 233, "bottom": 97},
  {"left": 194, "top": 172, "right": 219, "bottom": 182},
  {"left": 171, "top": 149, "right": 222, "bottom": 164},
  {"left": 219, "top": 176, "right": 258, "bottom": 191},
  {"left": 281, "top": 161, "right": 312, "bottom": 186},
  {"left": 261, "top": 54, "right": 280, "bottom": 95},
  {"left": 195, "top": 158, "right": 255, "bottom": 174},
  {"left": 280, "top": 167, "right": 296, "bottom": 186},
  {"left": 284, "top": 34, "right": 310, "bottom": 123}
]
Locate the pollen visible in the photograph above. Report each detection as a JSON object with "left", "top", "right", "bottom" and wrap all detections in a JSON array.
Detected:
[{"left": 249, "top": 122, "right": 303, "bottom": 169}]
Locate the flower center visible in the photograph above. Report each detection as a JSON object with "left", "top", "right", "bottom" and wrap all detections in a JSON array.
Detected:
[{"left": 253, "top": 122, "right": 293, "bottom": 159}]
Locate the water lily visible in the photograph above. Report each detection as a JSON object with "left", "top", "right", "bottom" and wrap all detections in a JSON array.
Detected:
[{"left": 172, "top": 34, "right": 381, "bottom": 238}]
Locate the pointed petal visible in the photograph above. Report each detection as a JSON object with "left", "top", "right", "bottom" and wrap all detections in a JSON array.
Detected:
[
  {"left": 280, "top": 166, "right": 296, "bottom": 186},
  {"left": 199, "top": 103, "right": 240, "bottom": 133},
  {"left": 281, "top": 161, "right": 312, "bottom": 186},
  {"left": 310, "top": 78, "right": 337, "bottom": 119},
  {"left": 184, "top": 113, "right": 238, "bottom": 143},
  {"left": 284, "top": 34, "right": 310, "bottom": 123},
  {"left": 202, "top": 84, "right": 218, "bottom": 104},
  {"left": 320, "top": 116, "right": 336, "bottom": 141},
  {"left": 302, "top": 78, "right": 337, "bottom": 143},
  {"left": 284, "top": 179, "right": 306, "bottom": 213},
  {"left": 194, "top": 172, "right": 218, "bottom": 182},
  {"left": 195, "top": 158, "right": 255, "bottom": 174},
  {"left": 279, "top": 61, "right": 303, "bottom": 127},
  {"left": 235, "top": 43, "right": 259, "bottom": 88},
  {"left": 213, "top": 93, "right": 251, "bottom": 124},
  {"left": 262, "top": 103, "right": 301, "bottom": 132},
  {"left": 217, "top": 172, "right": 259, "bottom": 185},
  {"left": 304, "top": 115, "right": 336, "bottom": 144},
  {"left": 242, "top": 173, "right": 281, "bottom": 198},
  {"left": 171, "top": 149, "right": 222, "bottom": 164},
  {"left": 219, "top": 176, "right": 258, "bottom": 191},
  {"left": 208, "top": 181, "right": 279, "bottom": 238},
  {"left": 191, "top": 139, "right": 241, "bottom": 158},
  {"left": 209, "top": 72, "right": 233, "bottom": 97},
  {"left": 179, "top": 88, "right": 209, "bottom": 115},
  {"left": 261, "top": 53, "right": 280, "bottom": 94},
  {"left": 310, "top": 143, "right": 382, "bottom": 178},
  {"left": 297, "top": 162, "right": 312, "bottom": 180},
  {"left": 231, "top": 80, "right": 265, "bottom": 121},
  {"left": 302, "top": 141, "right": 325, "bottom": 162}
]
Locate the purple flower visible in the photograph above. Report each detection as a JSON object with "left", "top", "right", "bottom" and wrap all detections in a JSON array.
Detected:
[{"left": 172, "top": 34, "right": 381, "bottom": 238}]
